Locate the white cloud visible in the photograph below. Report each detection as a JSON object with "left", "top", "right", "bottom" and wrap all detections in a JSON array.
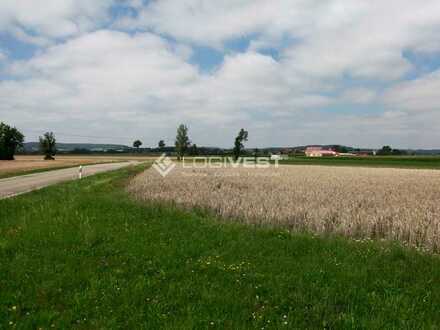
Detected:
[
  {"left": 0, "top": 30, "right": 333, "bottom": 146},
  {"left": 383, "top": 70, "right": 440, "bottom": 112},
  {"left": 203, "top": 52, "right": 291, "bottom": 109},
  {"left": 340, "top": 88, "right": 377, "bottom": 105},
  {"left": 0, "top": 30, "right": 201, "bottom": 140},
  {"left": 0, "top": 51, "right": 6, "bottom": 62},
  {"left": 0, "top": 0, "right": 114, "bottom": 43},
  {"left": 117, "top": 0, "right": 277, "bottom": 48},
  {"left": 120, "top": 0, "right": 440, "bottom": 82},
  {"left": 1, "top": 1, "right": 440, "bottom": 148}
]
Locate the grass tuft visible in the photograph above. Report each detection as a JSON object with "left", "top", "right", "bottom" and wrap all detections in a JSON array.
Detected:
[{"left": 1, "top": 165, "right": 440, "bottom": 328}]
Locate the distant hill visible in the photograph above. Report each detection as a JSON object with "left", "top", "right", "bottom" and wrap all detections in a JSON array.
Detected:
[
  {"left": 253, "top": 146, "right": 440, "bottom": 155},
  {"left": 408, "top": 149, "right": 440, "bottom": 155},
  {"left": 21, "top": 142, "right": 440, "bottom": 155},
  {"left": 23, "top": 142, "right": 131, "bottom": 153}
]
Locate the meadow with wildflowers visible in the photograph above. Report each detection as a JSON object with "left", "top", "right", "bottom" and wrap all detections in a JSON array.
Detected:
[{"left": 1, "top": 165, "right": 440, "bottom": 328}]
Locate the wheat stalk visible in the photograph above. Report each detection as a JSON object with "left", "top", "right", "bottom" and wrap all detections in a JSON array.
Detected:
[{"left": 128, "top": 165, "right": 440, "bottom": 252}]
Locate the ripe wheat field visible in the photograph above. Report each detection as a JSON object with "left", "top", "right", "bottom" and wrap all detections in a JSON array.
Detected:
[{"left": 129, "top": 165, "right": 440, "bottom": 252}]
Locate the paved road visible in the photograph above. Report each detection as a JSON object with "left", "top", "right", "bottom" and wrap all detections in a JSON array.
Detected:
[{"left": 0, "top": 162, "right": 138, "bottom": 199}]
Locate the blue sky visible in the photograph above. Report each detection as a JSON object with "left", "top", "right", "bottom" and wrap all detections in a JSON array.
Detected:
[
  {"left": 1, "top": 1, "right": 440, "bottom": 148},
  {"left": 0, "top": 33, "right": 39, "bottom": 62}
]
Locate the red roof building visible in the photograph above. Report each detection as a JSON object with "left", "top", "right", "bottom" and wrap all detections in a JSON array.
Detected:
[{"left": 305, "top": 147, "right": 339, "bottom": 157}]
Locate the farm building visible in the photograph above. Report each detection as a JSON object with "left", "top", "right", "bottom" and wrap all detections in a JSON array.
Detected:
[{"left": 305, "top": 147, "right": 339, "bottom": 157}]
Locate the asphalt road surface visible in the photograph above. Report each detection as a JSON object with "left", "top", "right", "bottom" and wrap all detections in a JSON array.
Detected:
[{"left": 0, "top": 162, "right": 138, "bottom": 199}]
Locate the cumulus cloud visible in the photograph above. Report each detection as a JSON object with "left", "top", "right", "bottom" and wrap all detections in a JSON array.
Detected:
[
  {"left": 0, "top": 31, "right": 331, "bottom": 145},
  {"left": 340, "top": 88, "right": 377, "bottom": 105},
  {"left": 1, "top": 1, "right": 440, "bottom": 148},
  {"left": 121, "top": 0, "right": 440, "bottom": 81},
  {"left": 0, "top": 30, "right": 200, "bottom": 134},
  {"left": 0, "top": 0, "right": 114, "bottom": 43},
  {"left": 383, "top": 70, "right": 440, "bottom": 112}
]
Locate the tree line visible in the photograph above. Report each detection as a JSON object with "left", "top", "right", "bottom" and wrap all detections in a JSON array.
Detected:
[
  {"left": 133, "top": 124, "right": 249, "bottom": 160},
  {"left": 1, "top": 120, "right": 412, "bottom": 161},
  {"left": 0, "top": 122, "right": 56, "bottom": 160},
  {"left": 0, "top": 121, "right": 250, "bottom": 161},
  {"left": 376, "top": 145, "right": 407, "bottom": 156}
]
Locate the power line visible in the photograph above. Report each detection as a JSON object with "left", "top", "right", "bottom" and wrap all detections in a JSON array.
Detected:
[
  {"left": 22, "top": 129, "right": 173, "bottom": 146},
  {"left": 22, "top": 129, "right": 134, "bottom": 141}
]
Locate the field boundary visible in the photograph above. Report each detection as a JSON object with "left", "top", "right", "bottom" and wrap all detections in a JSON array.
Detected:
[{"left": 0, "top": 161, "right": 140, "bottom": 199}]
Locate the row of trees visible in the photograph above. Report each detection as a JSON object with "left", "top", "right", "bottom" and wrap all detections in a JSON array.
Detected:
[
  {"left": 134, "top": 125, "right": 249, "bottom": 160},
  {"left": 376, "top": 145, "right": 407, "bottom": 156},
  {"left": 133, "top": 139, "right": 166, "bottom": 152},
  {"left": 2, "top": 121, "right": 248, "bottom": 161},
  {"left": 0, "top": 122, "right": 57, "bottom": 160},
  {"left": 3, "top": 121, "right": 410, "bottom": 161}
]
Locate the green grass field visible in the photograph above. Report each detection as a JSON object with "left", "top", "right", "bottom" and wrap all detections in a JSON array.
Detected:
[
  {"left": 278, "top": 156, "right": 440, "bottom": 169},
  {"left": 1, "top": 165, "right": 440, "bottom": 328}
]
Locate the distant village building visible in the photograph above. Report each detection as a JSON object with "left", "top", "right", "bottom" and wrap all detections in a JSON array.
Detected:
[{"left": 305, "top": 147, "right": 339, "bottom": 157}]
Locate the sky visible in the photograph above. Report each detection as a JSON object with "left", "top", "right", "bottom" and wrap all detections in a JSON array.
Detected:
[{"left": 1, "top": 1, "right": 440, "bottom": 149}]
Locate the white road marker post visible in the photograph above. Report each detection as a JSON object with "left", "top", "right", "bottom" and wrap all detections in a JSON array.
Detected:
[{"left": 78, "top": 165, "right": 83, "bottom": 179}]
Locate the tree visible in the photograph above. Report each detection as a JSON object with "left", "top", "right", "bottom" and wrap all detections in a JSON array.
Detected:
[
  {"left": 133, "top": 140, "right": 143, "bottom": 152},
  {"left": 0, "top": 122, "right": 24, "bottom": 160},
  {"left": 158, "top": 140, "right": 166, "bottom": 150},
  {"left": 392, "top": 148, "right": 406, "bottom": 156},
  {"left": 334, "top": 145, "right": 348, "bottom": 153},
  {"left": 190, "top": 144, "right": 199, "bottom": 156},
  {"left": 253, "top": 148, "right": 259, "bottom": 161},
  {"left": 175, "top": 124, "right": 191, "bottom": 160},
  {"left": 233, "top": 128, "right": 248, "bottom": 160},
  {"left": 39, "top": 132, "right": 57, "bottom": 160},
  {"left": 377, "top": 145, "right": 393, "bottom": 156}
]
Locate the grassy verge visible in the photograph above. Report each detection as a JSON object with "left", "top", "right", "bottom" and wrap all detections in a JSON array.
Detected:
[
  {"left": 1, "top": 165, "right": 439, "bottom": 328},
  {"left": 278, "top": 156, "right": 440, "bottom": 169}
]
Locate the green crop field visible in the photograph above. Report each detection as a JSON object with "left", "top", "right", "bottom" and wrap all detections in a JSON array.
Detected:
[
  {"left": 277, "top": 156, "right": 440, "bottom": 169},
  {"left": 1, "top": 165, "right": 440, "bottom": 328}
]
